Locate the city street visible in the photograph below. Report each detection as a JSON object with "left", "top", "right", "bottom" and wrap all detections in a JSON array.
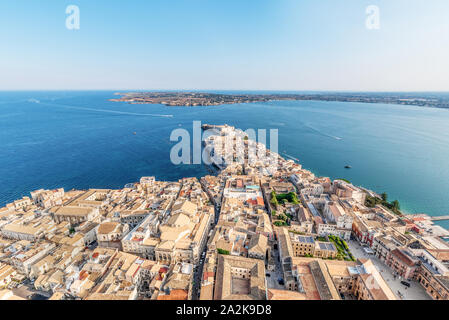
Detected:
[
  {"left": 347, "top": 239, "right": 431, "bottom": 300},
  {"left": 192, "top": 205, "right": 219, "bottom": 300},
  {"left": 191, "top": 241, "right": 208, "bottom": 300},
  {"left": 12, "top": 283, "right": 51, "bottom": 300},
  {"left": 266, "top": 247, "right": 285, "bottom": 290}
]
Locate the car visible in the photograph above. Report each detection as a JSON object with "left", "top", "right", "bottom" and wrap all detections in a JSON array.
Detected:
[
  {"left": 265, "top": 273, "right": 271, "bottom": 277},
  {"left": 278, "top": 279, "right": 285, "bottom": 285},
  {"left": 401, "top": 281, "right": 411, "bottom": 287},
  {"left": 7, "top": 283, "right": 17, "bottom": 289},
  {"left": 28, "top": 293, "right": 47, "bottom": 300}
]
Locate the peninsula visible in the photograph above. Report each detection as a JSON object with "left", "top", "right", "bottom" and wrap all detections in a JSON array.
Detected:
[
  {"left": 110, "top": 91, "right": 449, "bottom": 109},
  {"left": 0, "top": 124, "right": 448, "bottom": 301}
]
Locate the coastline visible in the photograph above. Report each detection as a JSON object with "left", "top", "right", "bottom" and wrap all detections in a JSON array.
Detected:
[
  {"left": 2, "top": 118, "right": 446, "bottom": 230},
  {"left": 2, "top": 92, "right": 449, "bottom": 227},
  {"left": 1, "top": 122, "right": 448, "bottom": 302},
  {"left": 0, "top": 122, "right": 434, "bottom": 223},
  {"left": 110, "top": 91, "right": 449, "bottom": 109}
]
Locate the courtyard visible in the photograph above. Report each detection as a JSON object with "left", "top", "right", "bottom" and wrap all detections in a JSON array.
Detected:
[
  {"left": 231, "top": 277, "right": 251, "bottom": 295},
  {"left": 347, "top": 239, "right": 431, "bottom": 300}
]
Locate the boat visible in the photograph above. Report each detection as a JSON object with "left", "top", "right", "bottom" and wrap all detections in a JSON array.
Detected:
[
  {"left": 344, "top": 165, "right": 352, "bottom": 169},
  {"left": 133, "top": 132, "right": 137, "bottom": 135}
]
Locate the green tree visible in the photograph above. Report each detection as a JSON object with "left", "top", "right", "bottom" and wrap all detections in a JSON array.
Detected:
[
  {"left": 278, "top": 214, "right": 287, "bottom": 221},
  {"left": 270, "top": 191, "right": 279, "bottom": 208},
  {"left": 274, "top": 221, "right": 287, "bottom": 227},
  {"left": 381, "top": 192, "right": 388, "bottom": 202},
  {"left": 217, "top": 248, "right": 230, "bottom": 255},
  {"left": 392, "top": 200, "right": 400, "bottom": 211}
]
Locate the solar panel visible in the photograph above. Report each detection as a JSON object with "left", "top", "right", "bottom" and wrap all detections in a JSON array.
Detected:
[
  {"left": 348, "top": 266, "right": 360, "bottom": 275},
  {"left": 298, "top": 236, "right": 314, "bottom": 244}
]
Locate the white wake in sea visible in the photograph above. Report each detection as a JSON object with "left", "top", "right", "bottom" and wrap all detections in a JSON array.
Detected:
[
  {"left": 0, "top": 99, "right": 38, "bottom": 105},
  {"left": 38, "top": 102, "right": 174, "bottom": 118},
  {"left": 304, "top": 123, "right": 342, "bottom": 140},
  {"left": 282, "top": 152, "right": 300, "bottom": 162}
]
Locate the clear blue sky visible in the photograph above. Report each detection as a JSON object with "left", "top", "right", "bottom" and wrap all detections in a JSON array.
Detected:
[{"left": 1, "top": 0, "right": 449, "bottom": 91}]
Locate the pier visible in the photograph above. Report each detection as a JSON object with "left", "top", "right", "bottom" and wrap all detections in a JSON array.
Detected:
[{"left": 430, "top": 215, "right": 449, "bottom": 221}]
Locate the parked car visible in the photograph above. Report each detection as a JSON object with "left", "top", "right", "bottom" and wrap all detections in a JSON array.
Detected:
[
  {"left": 401, "top": 281, "right": 411, "bottom": 287},
  {"left": 265, "top": 273, "right": 271, "bottom": 277},
  {"left": 278, "top": 279, "right": 285, "bottom": 285},
  {"left": 27, "top": 293, "right": 47, "bottom": 300}
]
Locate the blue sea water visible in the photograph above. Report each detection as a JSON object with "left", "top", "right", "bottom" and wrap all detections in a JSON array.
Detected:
[{"left": 1, "top": 91, "right": 449, "bottom": 229}]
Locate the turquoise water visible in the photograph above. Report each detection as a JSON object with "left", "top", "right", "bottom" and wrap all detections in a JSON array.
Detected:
[{"left": 1, "top": 91, "right": 448, "bottom": 229}]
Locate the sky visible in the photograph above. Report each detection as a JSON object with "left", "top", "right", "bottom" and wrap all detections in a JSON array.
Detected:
[{"left": 0, "top": 0, "right": 449, "bottom": 91}]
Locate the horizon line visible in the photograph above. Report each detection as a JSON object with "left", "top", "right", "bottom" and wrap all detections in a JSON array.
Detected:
[{"left": 1, "top": 89, "right": 449, "bottom": 94}]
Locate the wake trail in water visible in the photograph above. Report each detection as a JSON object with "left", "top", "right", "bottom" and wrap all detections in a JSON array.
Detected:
[
  {"left": 282, "top": 152, "right": 300, "bottom": 162},
  {"left": 34, "top": 101, "right": 174, "bottom": 118},
  {"left": 0, "top": 99, "right": 37, "bottom": 105},
  {"left": 304, "top": 123, "right": 342, "bottom": 140}
]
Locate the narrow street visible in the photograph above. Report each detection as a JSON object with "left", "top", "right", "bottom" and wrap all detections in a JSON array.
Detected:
[
  {"left": 191, "top": 202, "right": 220, "bottom": 300},
  {"left": 266, "top": 246, "right": 285, "bottom": 290},
  {"left": 191, "top": 254, "right": 206, "bottom": 300}
]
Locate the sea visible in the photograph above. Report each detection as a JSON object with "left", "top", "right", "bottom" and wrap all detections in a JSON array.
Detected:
[{"left": 1, "top": 91, "right": 448, "bottom": 230}]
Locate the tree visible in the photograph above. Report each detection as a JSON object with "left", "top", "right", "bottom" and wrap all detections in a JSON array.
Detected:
[
  {"left": 270, "top": 197, "right": 279, "bottom": 208},
  {"left": 288, "top": 192, "right": 300, "bottom": 204},
  {"left": 392, "top": 200, "right": 400, "bottom": 211},
  {"left": 270, "top": 191, "right": 279, "bottom": 208},
  {"left": 381, "top": 192, "right": 388, "bottom": 202},
  {"left": 217, "top": 248, "right": 230, "bottom": 255},
  {"left": 278, "top": 214, "right": 287, "bottom": 221},
  {"left": 274, "top": 221, "right": 287, "bottom": 227}
]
